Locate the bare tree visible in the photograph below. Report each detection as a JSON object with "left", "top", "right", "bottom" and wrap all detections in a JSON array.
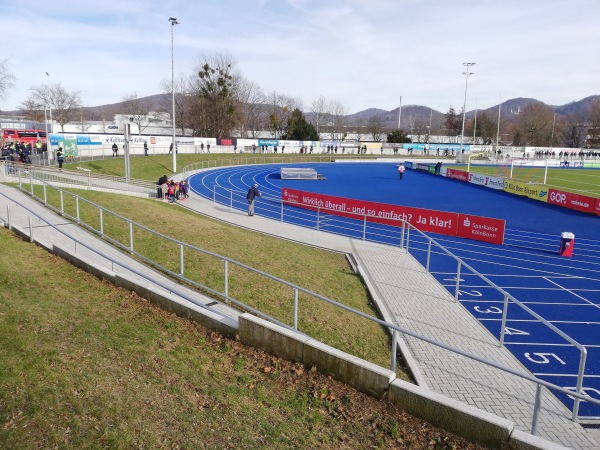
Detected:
[
  {"left": 121, "top": 92, "right": 150, "bottom": 135},
  {"left": 367, "top": 115, "right": 384, "bottom": 141},
  {"left": 562, "top": 116, "right": 585, "bottom": 148},
  {"left": 193, "top": 52, "right": 239, "bottom": 138},
  {"left": 326, "top": 99, "right": 347, "bottom": 141},
  {"left": 160, "top": 73, "right": 194, "bottom": 136},
  {"left": 352, "top": 117, "right": 366, "bottom": 143},
  {"left": 0, "top": 58, "right": 16, "bottom": 105},
  {"left": 76, "top": 107, "right": 93, "bottom": 133},
  {"left": 18, "top": 98, "right": 46, "bottom": 123},
  {"left": 310, "top": 95, "right": 328, "bottom": 135},
  {"left": 474, "top": 112, "right": 496, "bottom": 145},
  {"left": 517, "top": 102, "right": 555, "bottom": 146},
  {"left": 587, "top": 99, "right": 600, "bottom": 148},
  {"left": 268, "top": 91, "right": 302, "bottom": 139},
  {"left": 24, "top": 82, "right": 81, "bottom": 132},
  {"left": 234, "top": 76, "right": 266, "bottom": 138}
]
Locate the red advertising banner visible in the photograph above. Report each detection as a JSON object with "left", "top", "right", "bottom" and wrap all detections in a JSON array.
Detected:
[
  {"left": 281, "top": 188, "right": 505, "bottom": 244},
  {"left": 596, "top": 198, "right": 600, "bottom": 217},
  {"left": 457, "top": 214, "right": 505, "bottom": 245},
  {"left": 547, "top": 189, "right": 596, "bottom": 214},
  {"left": 446, "top": 168, "right": 469, "bottom": 182}
]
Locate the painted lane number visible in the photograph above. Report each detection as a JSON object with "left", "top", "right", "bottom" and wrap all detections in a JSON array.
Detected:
[
  {"left": 524, "top": 353, "right": 566, "bottom": 365},
  {"left": 474, "top": 306, "right": 502, "bottom": 314}
]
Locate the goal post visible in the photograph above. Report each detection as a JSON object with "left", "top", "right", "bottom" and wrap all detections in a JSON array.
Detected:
[
  {"left": 467, "top": 151, "right": 488, "bottom": 172},
  {"left": 495, "top": 157, "right": 546, "bottom": 184}
]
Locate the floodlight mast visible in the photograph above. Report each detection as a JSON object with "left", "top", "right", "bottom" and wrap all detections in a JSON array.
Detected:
[
  {"left": 459, "top": 62, "right": 475, "bottom": 155},
  {"left": 169, "top": 17, "right": 179, "bottom": 173}
]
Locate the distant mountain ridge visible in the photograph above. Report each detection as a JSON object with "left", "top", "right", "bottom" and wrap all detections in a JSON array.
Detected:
[{"left": 12, "top": 94, "right": 598, "bottom": 128}]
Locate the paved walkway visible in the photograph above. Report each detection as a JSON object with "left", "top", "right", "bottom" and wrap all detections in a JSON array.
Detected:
[
  {"left": 1, "top": 180, "right": 598, "bottom": 449},
  {"left": 177, "top": 193, "right": 599, "bottom": 449}
]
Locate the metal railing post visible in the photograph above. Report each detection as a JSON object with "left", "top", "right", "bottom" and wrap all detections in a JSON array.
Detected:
[
  {"left": 405, "top": 226, "right": 411, "bottom": 252},
  {"left": 60, "top": 191, "right": 64, "bottom": 214},
  {"left": 572, "top": 348, "right": 588, "bottom": 421},
  {"left": 99, "top": 208, "right": 104, "bottom": 236},
  {"left": 426, "top": 240, "right": 432, "bottom": 273},
  {"left": 293, "top": 288, "right": 299, "bottom": 330},
  {"left": 43, "top": 184, "right": 47, "bottom": 204},
  {"left": 28, "top": 216, "right": 34, "bottom": 243},
  {"left": 224, "top": 260, "right": 229, "bottom": 298},
  {"left": 129, "top": 221, "right": 134, "bottom": 252},
  {"left": 6, "top": 205, "right": 11, "bottom": 230},
  {"left": 76, "top": 197, "right": 80, "bottom": 223},
  {"left": 454, "top": 260, "right": 462, "bottom": 302},
  {"left": 180, "top": 244, "right": 185, "bottom": 276},
  {"left": 280, "top": 200, "right": 284, "bottom": 222},
  {"left": 230, "top": 190, "right": 233, "bottom": 209},
  {"left": 499, "top": 294, "right": 509, "bottom": 347},
  {"left": 316, "top": 207, "right": 320, "bottom": 231},
  {"left": 362, "top": 215, "right": 367, "bottom": 240},
  {"left": 531, "top": 384, "right": 543, "bottom": 435},
  {"left": 400, "top": 220, "right": 405, "bottom": 249},
  {"left": 390, "top": 330, "right": 398, "bottom": 372}
]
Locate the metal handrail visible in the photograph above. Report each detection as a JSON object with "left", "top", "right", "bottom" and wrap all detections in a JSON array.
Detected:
[
  {"left": 180, "top": 154, "right": 404, "bottom": 179},
  {"left": 208, "top": 183, "right": 590, "bottom": 422},
  {"left": 2, "top": 161, "right": 157, "bottom": 195},
  {"left": 6, "top": 166, "right": 599, "bottom": 431}
]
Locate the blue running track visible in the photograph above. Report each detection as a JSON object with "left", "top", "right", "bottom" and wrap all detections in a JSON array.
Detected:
[{"left": 188, "top": 162, "right": 600, "bottom": 419}]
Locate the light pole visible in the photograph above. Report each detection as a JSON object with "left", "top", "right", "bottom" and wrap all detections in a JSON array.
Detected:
[
  {"left": 459, "top": 62, "right": 475, "bottom": 154},
  {"left": 169, "top": 17, "right": 179, "bottom": 173},
  {"left": 46, "top": 72, "right": 53, "bottom": 134},
  {"left": 472, "top": 97, "right": 478, "bottom": 144},
  {"left": 397, "top": 95, "right": 402, "bottom": 129}
]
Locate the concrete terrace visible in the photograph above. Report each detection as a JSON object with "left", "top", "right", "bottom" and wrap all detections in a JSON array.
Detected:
[
  {"left": 176, "top": 189, "right": 599, "bottom": 450},
  {"left": 0, "top": 167, "right": 598, "bottom": 448}
]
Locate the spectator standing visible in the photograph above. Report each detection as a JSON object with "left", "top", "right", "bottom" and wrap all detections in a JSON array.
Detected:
[
  {"left": 112, "top": 143, "right": 118, "bottom": 157},
  {"left": 144, "top": 141, "right": 148, "bottom": 156},
  {"left": 157, "top": 174, "right": 168, "bottom": 198},
  {"left": 246, "top": 183, "right": 260, "bottom": 216},
  {"left": 57, "top": 147, "right": 64, "bottom": 171}
]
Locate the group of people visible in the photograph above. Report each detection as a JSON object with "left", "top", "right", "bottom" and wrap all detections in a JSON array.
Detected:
[
  {"left": 111, "top": 141, "right": 150, "bottom": 157},
  {"left": 1, "top": 141, "right": 42, "bottom": 164},
  {"left": 157, "top": 174, "right": 189, "bottom": 203}
]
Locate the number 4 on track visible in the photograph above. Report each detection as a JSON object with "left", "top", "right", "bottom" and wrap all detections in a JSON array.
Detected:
[{"left": 504, "top": 327, "right": 530, "bottom": 336}]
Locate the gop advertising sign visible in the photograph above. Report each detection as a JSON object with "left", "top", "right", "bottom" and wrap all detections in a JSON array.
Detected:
[
  {"left": 548, "top": 189, "right": 596, "bottom": 214},
  {"left": 282, "top": 189, "right": 505, "bottom": 244}
]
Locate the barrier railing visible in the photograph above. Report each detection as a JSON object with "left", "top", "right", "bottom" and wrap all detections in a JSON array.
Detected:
[
  {"left": 6, "top": 167, "right": 599, "bottom": 431},
  {"left": 1, "top": 161, "right": 156, "bottom": 198},
  {"left": 208, "top": 184, "right": 590, "bottom": 423},
  {"left": 181, "top": 154, "right": 405, "bottom": 179}
]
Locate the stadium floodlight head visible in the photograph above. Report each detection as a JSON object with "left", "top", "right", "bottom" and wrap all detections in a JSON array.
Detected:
[{"left": 169, "top": 17, "right": 179, "bottom": 25}]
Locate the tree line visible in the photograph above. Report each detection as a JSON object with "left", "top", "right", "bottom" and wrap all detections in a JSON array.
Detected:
[{"left": 2, "top": 56, "right": 600, "bottom": 148}]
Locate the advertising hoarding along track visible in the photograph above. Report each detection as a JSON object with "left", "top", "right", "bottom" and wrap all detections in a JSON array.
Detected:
[{"left": 282, "top": 188, "right": 505, "bottom": 245}]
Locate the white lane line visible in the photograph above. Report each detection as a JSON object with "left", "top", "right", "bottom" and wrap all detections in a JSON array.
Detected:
[{"left": 544, "top": 277, "right": 600, "bottom": 309}]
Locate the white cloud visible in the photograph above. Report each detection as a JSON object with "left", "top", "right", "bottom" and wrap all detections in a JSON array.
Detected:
[{"left": 1, "top": 0, "right": 599, "bottom": 114}]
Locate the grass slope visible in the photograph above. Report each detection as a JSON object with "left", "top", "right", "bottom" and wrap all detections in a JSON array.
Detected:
[{"left": 0, "top": 227, "right": 482, "bottom": 449}]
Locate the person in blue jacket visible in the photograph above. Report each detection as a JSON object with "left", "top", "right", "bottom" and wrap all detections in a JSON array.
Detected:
[{"left": 246, "top": 183, "right": 260, "bottom": 216}]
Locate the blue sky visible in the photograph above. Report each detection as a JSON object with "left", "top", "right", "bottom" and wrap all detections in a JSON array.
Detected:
[{"left": 1, "top": 0, "right": 599, "bottom": 114}]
